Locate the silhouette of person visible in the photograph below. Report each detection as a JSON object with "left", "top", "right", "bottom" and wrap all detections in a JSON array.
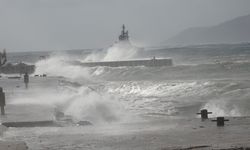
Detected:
[
  {"left": 24, "top": 72, "right": 29, "bottom": 89},
  {"left": 0, "top": 87, "right": 6, "bottom": 115}
]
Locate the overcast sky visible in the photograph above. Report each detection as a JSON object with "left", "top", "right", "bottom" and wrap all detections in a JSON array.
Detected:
[{"left": 1, "top": 0, "right": 250, "bottom": 51}]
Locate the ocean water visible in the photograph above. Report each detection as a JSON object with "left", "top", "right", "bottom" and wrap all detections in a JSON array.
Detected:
[
  {"left": 3, "top": 44, "right": 250, "bottom": 121},
  {"left": 1, "top": 43, "right": 250, "bottom": 149}
]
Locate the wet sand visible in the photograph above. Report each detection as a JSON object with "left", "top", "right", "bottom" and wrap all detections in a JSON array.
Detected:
[
  {"left": 1, "top": 108, "right": 250, "bottom": 150},
  {"left": 0, "top": 140, "right": 28, "bottom": 150}
]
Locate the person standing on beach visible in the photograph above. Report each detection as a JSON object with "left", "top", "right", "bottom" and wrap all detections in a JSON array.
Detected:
[
  {"left": 0, "top": 87, "right": 6, "bottom": 115},
  {"left": 24, "top": 72, "right": 29, "bottom": 89}
]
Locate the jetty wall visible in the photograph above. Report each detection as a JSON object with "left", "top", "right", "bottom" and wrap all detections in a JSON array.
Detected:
[{"left": 79, "top": 58, "right": 172, "bottom": 67}]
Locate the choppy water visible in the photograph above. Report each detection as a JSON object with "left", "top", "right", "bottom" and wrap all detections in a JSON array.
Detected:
[
  {"left": 1, "top": 43, "right": 250, "bottom": 149},
  {"left": 3, "top": 44, "right": 250, "bottom": 121}
]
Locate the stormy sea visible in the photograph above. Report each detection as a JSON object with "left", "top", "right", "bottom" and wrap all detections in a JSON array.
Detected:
[{"left": 1, "top": 43, "right": 250, "bottom": 149}]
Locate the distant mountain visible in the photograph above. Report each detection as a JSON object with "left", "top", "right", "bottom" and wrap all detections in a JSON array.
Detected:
[{"left": 166, "top": 14, "right": 250, "bottom": 45}]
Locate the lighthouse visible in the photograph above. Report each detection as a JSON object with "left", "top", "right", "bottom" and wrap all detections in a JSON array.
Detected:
[{"left": 119, "top": 24, "right": 129, "bottom": 41}]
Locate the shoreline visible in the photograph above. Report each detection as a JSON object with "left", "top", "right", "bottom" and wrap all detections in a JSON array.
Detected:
[{"left": 1, "top": 116, "right": 250, "bottom": 150}]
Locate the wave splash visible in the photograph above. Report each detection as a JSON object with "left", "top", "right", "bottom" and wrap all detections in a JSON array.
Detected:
[
  {"left": 105, "top": 80, "right": 250, "bottom": 118},
  {"left": 9, "top": 82, "right": 127, "bottom": 124},
  {"left": 32, "top": 51, "right": 250, "bottom": 119},
  {"left": 34, "top": 54, "right": 91, "bottom": 80},
  {"left": 84, "top": 42, "right": 140, "bottom": 62},
  {"left": 202, "top": 86, "right": 250, "bottom": 117}
]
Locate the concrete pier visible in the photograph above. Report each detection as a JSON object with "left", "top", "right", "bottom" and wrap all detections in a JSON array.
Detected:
[{"left": 78, "top": 58, "right": 173, "bottom": 67}]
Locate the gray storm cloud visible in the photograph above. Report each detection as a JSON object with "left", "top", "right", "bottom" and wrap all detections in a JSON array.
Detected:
[{"left": 0, "top": 0, "right": 250, "bottom": 51}]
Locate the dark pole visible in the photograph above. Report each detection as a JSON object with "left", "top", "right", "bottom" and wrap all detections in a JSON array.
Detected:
[
  {"left": 0, "top": 49, "right": 7, "bottom": 67},
  {"left": 0, "top": 87, "right": 6, "bottom": 115}
]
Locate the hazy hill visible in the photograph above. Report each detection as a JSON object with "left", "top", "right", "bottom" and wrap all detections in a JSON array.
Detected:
[{"left": 166, "top": 14, "right": 250, "bottom": 45}]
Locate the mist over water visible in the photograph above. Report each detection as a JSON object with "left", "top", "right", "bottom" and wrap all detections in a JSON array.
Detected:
[
  {"left": 9, "top": 79, "right": 127, "bottom": 124},
  {"left": 34, "top": 53, "right": 91, "bottom": 80},
  {"left": 5, "top": 44, "right": 250, "bottom": 125},
  {"left": 202, "top": 85, "right": 250, "bottom": 117},
  {"left": 22, "top": 44, "right": 142, "bottom": 124},
  {"left": 3, "top": 44, "right": 250, "bottom": 150},
  {"left": 84, "top": 42, "right": 140, "bottom": 62}
]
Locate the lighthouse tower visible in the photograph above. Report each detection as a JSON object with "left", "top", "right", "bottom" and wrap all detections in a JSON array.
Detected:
[{"left": 118, "top": 24, "right": 129, "bottom": 41}]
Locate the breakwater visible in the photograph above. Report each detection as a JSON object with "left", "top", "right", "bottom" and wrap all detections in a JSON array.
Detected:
[{"left": 77, "top": 58, "right": 173, "bottom": 67}]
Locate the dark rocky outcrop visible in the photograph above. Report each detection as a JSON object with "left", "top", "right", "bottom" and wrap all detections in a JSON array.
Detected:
[
  {"left": 2, "top": 120, "right": 59, "bottom": 127},
  {"left": 0, "top": 63, "right": 35, "bottom": 74}
]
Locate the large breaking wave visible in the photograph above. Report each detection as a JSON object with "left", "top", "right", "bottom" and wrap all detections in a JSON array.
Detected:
[
  {"left": 29, "top": 50, "right": 250, "bottom": 122},
  {"left": 84, "top": 41, "right": 140, "bottom": 62},
  {"left": 105, "top": 80, "right": 250, "bottom": 118}
]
